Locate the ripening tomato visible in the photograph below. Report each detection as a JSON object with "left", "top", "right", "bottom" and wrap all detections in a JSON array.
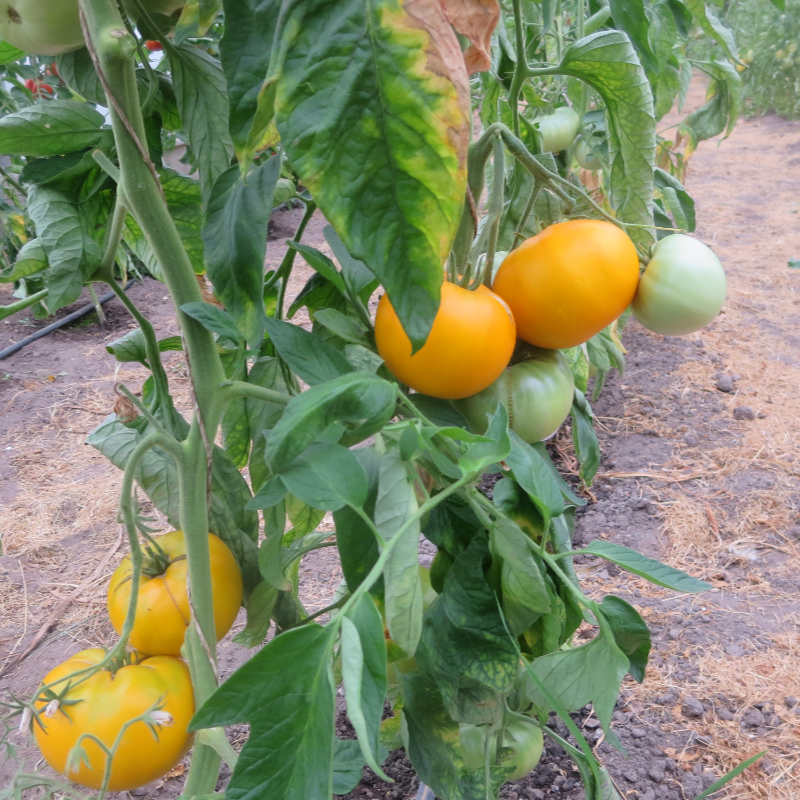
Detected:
[
  {"left": 632, "top": 234, "right": 726, "bottom": 336},
  {"left": 533, "top": 107, "right": 581, "bottom": 153},
  {"left": 34, "top": 649, "right": 193, "bottom": 791},
  {"left": 575, "top": 138, "right": 601, "bottom": 170},
  {"left": 375, "top": 282, "right": 516, "bottom": 400},
  {"left": 0, "top": 0, "right": 84, "bottom": 55},
  {"left": 460, "top": 718, "right": 544, "bottom": 780},
  {"left": 455, "top": 346, "right": 574, "bottom": 443},
  {"left": 492, "top": 220, "right": 640, "bottom": 349},
  {"left": 145, "top": 39, "right": 163, "bottom": 51},
  {"left": 107, "top": 531, "right": 243, "bottom": 657}
]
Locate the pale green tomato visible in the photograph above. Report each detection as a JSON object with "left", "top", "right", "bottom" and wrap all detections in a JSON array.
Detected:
[
  {"left": 0, "top": 0, "right": 84, "bottom": 55},
  {"left": 533, "top": 107, "right": 580, "bottom": 153},
  {"left": 455, "top": 347, "right": 574, "bottom": 444},
  {"left": 575, "top": 138, "right": 601, "bottom": 170},
  {"left": 633, "top": 234, "right": 726, "bottom": 336},
  {"left": 460, "top": 719, "right": 544, "bottom": 780}
]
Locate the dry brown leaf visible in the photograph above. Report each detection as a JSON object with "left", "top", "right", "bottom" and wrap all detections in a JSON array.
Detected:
[{"left": 439, "top": 0, "right": 500, "bottom": 73}]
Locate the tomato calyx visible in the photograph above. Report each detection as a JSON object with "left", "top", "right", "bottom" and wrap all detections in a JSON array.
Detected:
[{"left": 140, "top": 540, "right": 181, "bottom": 578}]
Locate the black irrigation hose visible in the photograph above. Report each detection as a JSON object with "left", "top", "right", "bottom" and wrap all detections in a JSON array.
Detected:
[{"left": 0, "top": 280, "right": 134, "bottom": 361}]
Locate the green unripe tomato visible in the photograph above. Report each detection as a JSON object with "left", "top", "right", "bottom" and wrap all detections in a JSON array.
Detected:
[
  {"left": 459, "top": 719, "right": 544, "bottom": 780},
  {"left": 633, "top": 234, "right": 726, "bottom": 336},
  {"left": 533, "top": 107, "right": 580, "bottom": 153},
  {"left": 0, "top": 0, "right": 84, "bottom": 55},
  {"left": 455, "top": 347, "right": 575, "bottom": 444},
  {"left": 575, "top": 138, "right": 601, "bottom": 171}
]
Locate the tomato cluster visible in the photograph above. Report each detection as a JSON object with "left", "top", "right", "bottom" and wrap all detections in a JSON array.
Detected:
[
  {"left": 34, "top": 531, "right": 242, "bottom": 790},
  {"left": 377, "top": 221, "right": 726, "bottom": 444}
]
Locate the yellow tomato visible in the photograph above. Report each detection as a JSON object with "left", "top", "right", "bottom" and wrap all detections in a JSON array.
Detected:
[
  {"left": 107, "top": 531, "right": 243, "bottom": 657},
  {"left": 492, "top": 220, "right": 640, "bottom": 349},
  {"left": 34, "top": 649, "right": 193, "bottom": 791},
  {"left": 375, "top": 282, "right": 516, "bottom": 400}
]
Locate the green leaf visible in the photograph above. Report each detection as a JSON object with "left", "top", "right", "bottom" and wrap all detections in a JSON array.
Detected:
[
  {"left": 285, "top": 494, "right": 326, "bottom": 538},
  {"left": 571, "top": 390, "right": 600, "bottom": 485},
  {"left": 693, "top": 752, "right": 768, "bottom": 800},
  {"left": 0, "top": 101, "right": 104, "bottom": 157},
  {"left": 490, "top": 519, "right": 550, "bottom": 635},
  {"left": 87, "top": 417, "right": 181, "bottom": 527},
  {"left": 341, "top": 595, "right": 390, "bottom": 779},
  {"left": 259, "top": 499, "right": 291, "bottom": 591},
  {"left": 287, "top": 272, "right": 347, "bottom": 320},
  {"left": 160, "top": 169, "right": 205, "bottom": 274},
  {"left": 654, "top": 167, "right": 696, "bottom": 232},
  {"left": 554, "top": 31, "right": 655, "bottom": 247},
  {"left": 18, "top": 151, "right": 94, "bottom": 187},
  {"left": 505, "top": 434, "right": 564, "bottom": 530},
  {"left": 0, "top": 239, "right": 48, "bottom": 283},
  {"left": 246, "top": 357, "right": 292, "bottom": 491},
  {"left": 248, "top": 475, "right": 287, "bottom": 510},
  {"left": 275, "top": 0, "right": 470, "bottom": 351},
  {"left": 265, "top": 372, "right": 396, "bottom": 472},
  {"left": 191, "top": 624, "right": 336, "bottom": 800},
  {"left": 264, "top": 317, "right": 354, "bottom": 385},
  {"left": 409, "top": 394, "right": 469, "bottom": 429},
  {"left": 344, "top": 344, "right": 384, "bottom": 374},
  {"left": 460, "top": 404, "right": 510, "bottom": 475},
  {"left": 0, "top": 39, "right": 26, "bottom": 64},
  {"left": 220, "top": 0, "right": 280, "bottom": 160},
  {"left": 583, "top": 541, "right": 711, "bottom": 592},
  {"left": 332, "top": 738, "right": 367, "bottom": 795},
  {"left": 203, "top": 156, "right": 280, "bottom": 347},
  {"left": 684, "top": 61, "right": 741, "bottom": 141},
  {"left": 788, "top": 258, "right": 800, "bottom": 270},
  {"left": 377, "top": 449, "right": 422, "bottom": 656},
  {"left": 418, "top": 535, "right": 518, "bottom": 710},
  {"left": 233, "top": 580, "right": 279, "bottom": 647},
  {"left": 684, "top": 0, "right": 739, "bottom": 61},
  {"left": 525, "top": 630, "right": 629, "bottom": 735},
  {"left": 167, "top": 43, "right": 234, "bottom": 205},
  {"left": 57, "top": 48, "right": 104, "bottom": 104},
  {"left": 423, "top": 492, "right": 482, "bottom": 558},
  {"left": 333, "top": 447, "right": 383, "bottom": 593},
  {"left": 313, "top": 307, "right": 370, "bottom": 346},
  {"left": 608, "top": 0, "right": 658, "bottom": 75},
  {"left": 180, "top": 301, "right": 245, "bottom": 345},
  {"left": 600, "top": 595, "right": 651, "bottom": 683},
  {"left": 279, "top": 442, "right": 368, "bottom": 512},
  {"left": 323, "top": 225, "right": 378, "bottom": 303},
  {"left": 27, "top": 186, "right": 100, "bottom": 312},
  {"left": 289, "top": 241, "right": 347, "bottom": 294},
  {"left": 175, "top": 0, "right": 222, "bottom": 41}
]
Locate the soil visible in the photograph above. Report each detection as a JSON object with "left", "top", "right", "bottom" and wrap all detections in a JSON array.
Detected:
[{"left": 1, "top": 81, "right": 799, "bottom": 800}]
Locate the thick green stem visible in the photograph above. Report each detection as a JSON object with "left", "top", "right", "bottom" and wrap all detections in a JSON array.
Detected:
[
  {"left": 508, "top": 0, "right": 531, "bottom": 139},
  {"left": 0, "top": 289, "right": 48, "bottom": 322},
  {"left": 80, "top": 0, "right": 226, "bottom": 792}
]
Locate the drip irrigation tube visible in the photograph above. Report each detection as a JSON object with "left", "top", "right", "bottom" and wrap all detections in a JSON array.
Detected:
[{"left": 0, "top": 280, "right": 134, "bottom": 361}]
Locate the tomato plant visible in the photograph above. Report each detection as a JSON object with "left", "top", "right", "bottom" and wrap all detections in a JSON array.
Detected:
[
  {"left": 107, "top": 531, "right": 243, "bottom": 657},
  {"left": 0, "top": 0, "right": 744, "bottom": 798},
  {"left": 492, "top": 220, "right": 641, "bottom": 350},
  {"left": 375, "top": 282, "right": 516, "bottom": 400},
  {"left": 455, "top": 346, "right": 575, "bottom": 444},
  {"left": 145, "top": 39, "right": 163, "bottom": 51},
  {"left": 33, "top": 649, "right": 193, "bottom": 791}
]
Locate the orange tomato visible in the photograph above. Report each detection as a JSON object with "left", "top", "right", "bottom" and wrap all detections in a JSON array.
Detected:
[
  {"left": 375, "top": 281, "right": 516, "bottom": 400},
  {"left": 492, "top": 220, "right": 640, "bottom": 349},
  {"left": 107, "top": 531, "right": 243, "bottom": 657},
  {"left": 34, "top": 648, "right": 193, "bottom": 791}
]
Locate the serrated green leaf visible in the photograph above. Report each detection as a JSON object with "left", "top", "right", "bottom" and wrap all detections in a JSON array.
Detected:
[
  {"left": 600, "top": 595, "right": 651, "bottom": 683},
  {"left": 0, "top": 101, "right": 104, "bottom": 157},
  {"left": 233, "top": 580, "right": 279, "bottom": 647},
  {"left": 684, "top": 60, "right": 741, "bottom": 141},
  {"left": 203, "top": 157, "right": 280, "bottom": 347},
  {"left": 0, "top": 239, "right": 47, "bottom": 283},
  {"left": 167, "top": 43, "right": 234, "bottom": 205},
  {"left": 180, "top": 301, "right": 244, "bottom": 345},
  {"left": 554, "top": 31, "right": 655, "bottom": 248},
  {"left": 684, "top": 0, "right": 738, "bottom": 61},
  {"left": 505, "top": 433, "right": 564, "bottom": 529}
]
